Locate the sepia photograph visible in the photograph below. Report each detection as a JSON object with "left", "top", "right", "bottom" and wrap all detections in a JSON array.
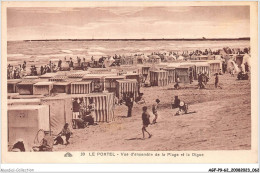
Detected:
[{"left": 1, "top": 1, "right": 258, "bottom": 165}]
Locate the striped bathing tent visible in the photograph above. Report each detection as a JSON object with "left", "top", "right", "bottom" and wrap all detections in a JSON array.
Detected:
[
  {"left": 208, "top": 60, "right": 222, "bottom": 75},
  {"left": 163, "top": 67, "right": 175, "bottom": 83},
  {"left": 70, "top": 81, "right": 93, "bottom": 94},
  {"left": 116, "top": 79, "right": 138, "bottom": 100},
  {"left": 70, "top": 93, "right": 115, "bottom": 122},
  {"left": 149, "top": 70, "right": 169, "bottom": 86},
  {"left": 33, "top": 82, "right": 53, "bottom": 95},
  {"left": 7, "top": 79, "right": 21, "bottom": 93},
  {"left": 194, "top": 63, "right": 210, "bottom": 80}
]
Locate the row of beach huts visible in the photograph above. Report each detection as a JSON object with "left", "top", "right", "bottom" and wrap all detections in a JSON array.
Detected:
[{"left": 7, "top": 60, "right": 223, "bottom": 151}]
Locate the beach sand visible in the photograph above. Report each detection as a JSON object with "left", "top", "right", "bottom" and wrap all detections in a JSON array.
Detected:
[{"left": 53, "top": 73, "right": 251, "bottom": 151}]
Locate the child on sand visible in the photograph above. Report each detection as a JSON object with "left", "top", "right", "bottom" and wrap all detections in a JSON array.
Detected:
[{"left": 142, "top": 106, "right": 152, "bottom": 139}]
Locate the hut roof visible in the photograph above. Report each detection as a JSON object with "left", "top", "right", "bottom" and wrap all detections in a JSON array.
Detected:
[
  {"left": 53, "top": 82, "right": 71, "bottom": 86},
  {"left": 8, "top": 105, "right": 48, "bottom": 111},
  {"left": 34, "top": 81, "right": 53, "bottom": 86},
  {"left": 7, "top": 79, "right": 22, "bottom": 84}
]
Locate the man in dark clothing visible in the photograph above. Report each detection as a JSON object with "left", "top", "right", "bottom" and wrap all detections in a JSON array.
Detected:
[
  {"left": 142, "top": 106, "right": 152, "bottom": 139},
  {"left": 189, "top": 71, "right": 193, "bottom": 84},
  {"left": 40, "top": 66, "right": 44, "bottom": 75},
  {"left": 215, "top": 73, "right": 220, "bottom": 88},
  {"left": 126, "top": 93, "right": 134, "bottom": 117}
]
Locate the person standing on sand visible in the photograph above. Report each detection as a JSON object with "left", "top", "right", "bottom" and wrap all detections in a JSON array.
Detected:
[
  {"left": 126, "top": 93, "right": 134, "bottom": 117},
  {"left": 142, "top": 106, "right": 152, "bottom": 139},
  {"left": 215, "top": 73, "right": 220, "bottom": 88},
  {"left": 152, "top": 99, "right": 160, "bottom": 124}
]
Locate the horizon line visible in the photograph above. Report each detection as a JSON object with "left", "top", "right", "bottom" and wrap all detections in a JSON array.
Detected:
[{"left": 8, "top": 37, "right": 250, "bottom": 42}]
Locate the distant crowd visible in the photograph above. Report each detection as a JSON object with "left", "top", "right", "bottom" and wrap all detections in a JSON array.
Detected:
[{"left": 7, "top": 46, "right": 250, "bottom": 79}]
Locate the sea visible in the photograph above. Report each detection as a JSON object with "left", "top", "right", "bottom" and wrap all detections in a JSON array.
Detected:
[{"left": 7, "top": 40, "right": 250, "bottom": 66}]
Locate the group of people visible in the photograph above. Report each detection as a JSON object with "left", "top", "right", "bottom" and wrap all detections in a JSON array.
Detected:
[
  {"left": 72, "top": 98, "right": 96, "bottom": 129},
  {"left": 198, "top": 72, "right": 209, "bottom": 89},
  {"left": 141, "top": 99, "right": 160, "bottom": 139},
  {"left": 7, "top": 61, "right": 26, "bottom": 79}
]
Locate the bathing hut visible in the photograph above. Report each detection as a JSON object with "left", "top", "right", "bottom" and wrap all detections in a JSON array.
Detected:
[
  {"left": 175, "top": 66, "right": 190, "bottom": 83},
  {"left": 125, "top": 73, "right": 140, "bottom": 82},
  {"left": 23, "top": 76, "right": 39, "bottom": 80},
  {"left": 70, "top": 93, "right": 115, "bottom": 122},
  {"left": 194, "top": 62, "right": 210, "bottom": 80},
  {"left": 82, "top": 75, "right": 104, "bottom": 92},
  {"left": 33, "top": 82, "right": 54, "bottom": 95},
  {"left": 8, "top": 99, "right": 41, "bottom": 106},
  {"left": 142, "top": 66, "right": 151, "bottom": 82},
  {"left": 163, "top": 67, "right": 175, "bottom": 83},
  {"left": 104, "top": 75, "right": 125, "bottom": 93},
  {"left": 149, "top": 70, "right": 169, "bottom": 86},
  {"left": 17, "top": 81, "right": 37, "bottom": 95},
  {"left": 197, "top": 55, "right": 209, "bottom": 60},
  {"left": 7, "top": 79, "right": 21, "bottom": 93},
  {"left": 8, "top": 105, "right": 50, "bottom": 151},
  {"left": 70, "top": 81, "right": 93, "bottom": 94},
  {"left": 53, "top": 82, "right": 71, "bottom": 94},
  {"left": 39, "top": 73, "right": 57, "bottom": 79},
  {"left": 41, "top": 96, "right": 73, "bottom": 135},
  {"left": 116, "top": 79, "right": 138, "bottom": 100},
  {"left": 208, "top": 60, "right": 222, "bottom": 75},
  {"left": 7, "top": 93, "right": 20, "bottom": 99},
  {"left": 49, "top": 75, "right": 67, "bottom": 82}
]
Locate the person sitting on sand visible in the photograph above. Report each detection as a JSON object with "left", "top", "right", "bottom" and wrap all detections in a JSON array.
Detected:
[
  {"left": 54, "top": 123, "right": 73, "bottom": 145},
  {"left": 172, "top": 96, "right": 180, "bottom": 109},
  {"left": 142, "top": 106, "right": 152, "bottom": 139}
]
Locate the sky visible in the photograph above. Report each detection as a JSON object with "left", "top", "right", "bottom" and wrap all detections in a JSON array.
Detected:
[{"left": 7, "top": 6, "right": 250, "bottom": 41}]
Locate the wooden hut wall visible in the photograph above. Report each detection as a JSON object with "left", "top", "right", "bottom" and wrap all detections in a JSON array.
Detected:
[
  {"left": 8, "top": 83, "right": 17, "bottom": 93},
  {"left": 17, "top": 84, "right": 34, "bottom": 95},
  {"left": 163, "top": 68, "right": 175, "bottom": 83},
  {"left": 53, "top": 83, "right": 71, "bottom": 94},
  {"left": 71, "top": 82, "right": 93, "bottom": 94},
  {"left": 116, "top": 80, "right": 138, "bottom": 100},
  {"left": 41, "top": 97, "right": 73, "bottom": 135},
  {"left": 150, "top": 71, "right": 169, "bottom": 86},
  {"left": 104, "top": 76, "right": 125, "bottom": 93},
  {"left": 33, "top": 84, "right": 53, "bottom": 95},
  {"left": 175, "top": 68, "right": 189, "bottom": 83},
  {"left": 8, "top": 105, "right": 50, "bottom": 151},
  {"left": 142, "top": 66, "right": 150, "bottom": 76},
  {"left": 70, "top": 93, "right": 115, "bottom": 122},
  {"left": 209, "top": 62, "right": 221, "bottom": 75}
]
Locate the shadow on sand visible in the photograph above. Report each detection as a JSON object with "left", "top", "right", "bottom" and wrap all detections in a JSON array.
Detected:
[{"left": 125, "top": 137, "right": 144, "bottom": 141}]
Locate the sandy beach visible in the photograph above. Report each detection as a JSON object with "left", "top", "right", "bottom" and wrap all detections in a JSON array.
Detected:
[{"left": 53, "top": 73, "right": 250, "bottom": 151}]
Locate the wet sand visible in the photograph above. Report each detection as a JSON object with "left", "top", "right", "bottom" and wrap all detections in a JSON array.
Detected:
[{"left": 53, "top": 73, "right": 251, "bottom": 151}]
